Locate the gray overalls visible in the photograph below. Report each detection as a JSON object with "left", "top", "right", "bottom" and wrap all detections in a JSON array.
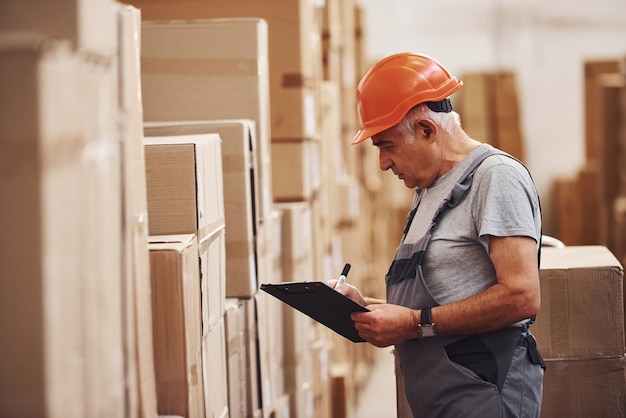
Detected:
[{"left": 388, "top": 148, "right": 545, "bottom": 418}]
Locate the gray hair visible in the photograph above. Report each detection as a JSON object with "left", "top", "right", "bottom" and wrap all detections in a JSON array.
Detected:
[{"left": 393, "top": 103, "right": 462, "bottom": 143}]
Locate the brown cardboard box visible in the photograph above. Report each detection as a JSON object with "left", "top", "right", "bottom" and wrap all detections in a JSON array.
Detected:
[
  {"left": 267, "top": 209, "right": 284, "bottom": 286},
  {"left": 243, "top": 298, "right": 262, "bottom": 415},
  {"left": 338, "top": 0, "right": 360, "bottom": 154},
  {"left": 457, "top": 71, "right": 525, "bottom": 162},
  {"left": 597, "top": 75, "right": 625, "bottom": 254},
  {"left": 274, "top": 202, "right": 315, "bottom": 281},
  {"left": 274, "top": 393, "right": 292, "bottom": 418},
  {"left": 271, "top": 138, "right": 321, "bottom": 202},
  {"left": 318, "top": 81, "right": 344, "bottom": 254},
  {"left": 613, "top": 197, "right": 626, "bottom": 270},
  {"left": 534, "top": 246, "right": 625, "bottom": 360},
  {"left": 320, "top": 0, "right": 343, "bottom": 84},
  {"left": 140, "top": 18, "right": 274, "bottom": 221},
  {"left": 0, "top": 0, "right": 117, "bottom": 55},
  {"left": 128, "top": 0, "right": 323, "bottom": 141},
  {"left": 224, "top": 299, "right": 248, "bottom": 418},
  {"left": 311, "top": 338, "right": 332, "bottom": 418},
  {"left": 148, "top": 234, "right": 205, "bottom": 418},
  {"left": 553, "top": 176, "right": 584, "bottom": 246},
  {"left": 0, "top": 33, "right": 87, "bottom": 417},
  {"left": 541, "top": 357, "right": 626, "bottom": 418},
  {"left": 77, "top": 36, "right": 127, "bottom": 417},
  {"left": 273, "top": 202, "right": 317, "bottom": 415},
  {"left": 330, "top": 365, "right": 350, "bottom": 418},
  {"left": 144, "top": 134, "right": 225, "bottom": 239},
  {"left": 282, "top": 307, "right": 315, "bottom": 418},
  {"left": 584, "top": 60, "right": 622, "bottom": 161},
  {"left": 578, "top": 162, "right": 607, "bottom": 245},
  {"left": 199, "top": 226, "right": 227, "bottom": 333},
  {"left": 337, "top": 175, "right": 361, "bottom": 226},
  {"left": 203, "top": 317, "right": 230, "bottom": 418},
  {"left": 456, "top": 72, "right": 492, "bottom": 144},
  {"left": 117, "top": 5, "right": 158, "bottom": 416},
  {"left": 145, "top": 120, "right": 260, "bottom": 298},
  {"left": 255, "top": 291, "right": 282, "bottom": 418}
]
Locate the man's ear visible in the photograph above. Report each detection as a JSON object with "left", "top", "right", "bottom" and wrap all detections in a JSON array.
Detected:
[{"left": 415, "top": 119, "right": 437, "bottom": 141}]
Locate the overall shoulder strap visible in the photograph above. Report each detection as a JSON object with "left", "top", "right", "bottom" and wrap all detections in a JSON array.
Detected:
[{"left": 436, "top": 147, "right": 501, "bottom": 217}]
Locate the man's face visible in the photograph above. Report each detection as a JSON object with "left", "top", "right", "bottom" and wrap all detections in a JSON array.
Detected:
[{"left": 371, "top": 125, "right": 440, "bottom": 189}]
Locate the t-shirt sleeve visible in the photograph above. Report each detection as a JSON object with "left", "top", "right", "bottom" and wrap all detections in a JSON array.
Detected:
[{"left": 473, "top": 159, "right": 541, "bottom": 251}]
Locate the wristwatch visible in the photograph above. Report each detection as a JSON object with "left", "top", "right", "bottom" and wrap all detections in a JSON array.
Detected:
[{"left": 417, "top": 307, "right": 437, "bottom": 338}]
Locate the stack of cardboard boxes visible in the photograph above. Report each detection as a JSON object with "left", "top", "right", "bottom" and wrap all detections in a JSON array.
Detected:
[
  {"left": 1, "top": 3, "right": 158, "bottom": 417},
  {"left": 553, "top": 59, "right": 626, "bottom": 266},
  {"left": 128, "top": 1, "right": 392, "bottom": 417},
  {"left": 534, "top": 246, "right": 625, "bottom": 418},
  {"left": 128, "top": 1, "right": 386, "bottom": 417},
  {"left": 139, "top": 16, "right": 275, "bottom": 418}
]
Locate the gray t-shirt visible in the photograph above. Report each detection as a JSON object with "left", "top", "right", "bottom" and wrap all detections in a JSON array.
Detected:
[{"left": 402, "top": 144, "right": 541, "bottom": 305}]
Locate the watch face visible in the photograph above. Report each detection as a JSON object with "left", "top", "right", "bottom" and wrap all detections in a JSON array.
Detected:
[{"left": 421, "top": 325, "right": 436, "bottom": 337}]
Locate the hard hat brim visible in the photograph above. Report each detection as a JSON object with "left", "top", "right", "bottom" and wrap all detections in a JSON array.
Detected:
[{"left": 351, "top": 126, "right": 382, "bottom": 145}]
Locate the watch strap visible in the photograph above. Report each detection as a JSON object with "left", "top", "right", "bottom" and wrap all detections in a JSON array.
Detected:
[{"left": 421, "top": 307, "right": 433, "bottom": 325}]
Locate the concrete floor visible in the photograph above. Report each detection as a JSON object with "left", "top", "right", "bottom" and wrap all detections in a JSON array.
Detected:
[{"left": 351, "top": 347, "right": 397, "bottom": 418}]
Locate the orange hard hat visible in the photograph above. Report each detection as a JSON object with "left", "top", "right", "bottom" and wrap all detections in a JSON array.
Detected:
[{"left": 351, "top": 52, "right": 463, "bottom": 144}]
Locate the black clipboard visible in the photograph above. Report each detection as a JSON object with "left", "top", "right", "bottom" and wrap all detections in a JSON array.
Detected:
[{"left": 260, "top": 281, "right": 369, "bottom": 343}]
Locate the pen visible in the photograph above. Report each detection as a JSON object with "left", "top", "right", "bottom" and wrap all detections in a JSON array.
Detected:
[{"left": 334, "top": 263, "right": 351, "bottom": 289}]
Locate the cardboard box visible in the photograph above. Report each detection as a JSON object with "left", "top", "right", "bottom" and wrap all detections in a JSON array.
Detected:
[
  {"left": 145, "top": 133, "right": 226, "bottom": 330},
  {"left": 199, "top": 226, "right": 227, "bottom": 333},
  {"left": 320, "top": 0, "right": 343, "bottom": 84},
  {"left": 117, "top": 5, "right": 158, "bottom": 416},
  {"left": 578, "top": 163, "right": 606, "bottom": 245},
  {"left": 77, "top": 34, "right": 127, "bottom": 417},
  {"left": 282, "top": 305, "right": 314, "bottom": 417},
  {"left": 1, "top": 26, "right": 134, "bottom": 418},
  {"left": 255, "top": 291, "right": 284, "bottom": 418},
  {"left": 203, "top": 318, "right": 230, "bottom": 418},
  {"left": 255, "top": 207, "right": 285, "bottom": 291},
  {"left": 272, "top": 203, "right": 317, "bottom": 415},
  {"left": 584, "top": 60, "right": 622, "bottom": 161},
  {"left": 534, "top": 246, "right": 625, "bottom": 360},
  {"left": 243, "top": 299, "right": 262, "bottom": 415},
  {"left": 148, "top": 235, "right": 205, "bottom": 418},
  {"left": 131, "top": 0, "right": 323, "bottom": 140},
  {"left": 140, "top": 18, "right": 273, "bottom": 221},
  {"left": 145, "top": 120, "right": 260, "bottom": 298},
  {"left": 271, "top": 138, "right": 321, "bottom": 202},
  {"left": 0, "top": 33, "right": 86, "bottom": 417},
  {"left": 311, "top": 339, "right": 332, "bottom": 418},
  {"left": 274, "top": 393, "right": 292, "bottom": 418},
  {"left": 224, "top": 299, "right": 248, "bottom": 418},
  {"left": 330, "top": 365, "right": 350, "bottom": 418},
  {"left": 144, "top": 134, "right": 224, "bottom": 239},
  {"left": 542, "top": 357, "right": 626, "bottom": 418},
  {"left": 0, "top": 0, "right": 117, "bottom": 56},
  {"left": 457, "top": 71, "right": 525, "bottom": 162},
  {"left": 553, "top": 176, "right": 584, "bottom": 246},
  {"left": 613, "top": 197, "right": 626, "bottom": 269},
  {"left": 274, "top": 202, "right": 315, "bottom": 281}
]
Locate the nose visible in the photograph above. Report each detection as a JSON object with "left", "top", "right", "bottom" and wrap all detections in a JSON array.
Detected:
[{"left": 379, "top": 149, "right": 392, "bottom": 171}]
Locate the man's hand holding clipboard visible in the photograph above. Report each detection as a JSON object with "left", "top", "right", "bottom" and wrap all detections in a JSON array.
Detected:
[{"left": 260, "top": 263, "right": 369, "bottom": 343}]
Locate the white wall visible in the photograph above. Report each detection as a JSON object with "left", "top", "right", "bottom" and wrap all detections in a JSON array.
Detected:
[{"left": 357, "top": 0, "right": 626, "bottom": 235}]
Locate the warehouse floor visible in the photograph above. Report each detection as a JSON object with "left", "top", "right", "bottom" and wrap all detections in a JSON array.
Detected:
[{"left": 351, "top": 347, "right": 397, "bottom": 418}]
